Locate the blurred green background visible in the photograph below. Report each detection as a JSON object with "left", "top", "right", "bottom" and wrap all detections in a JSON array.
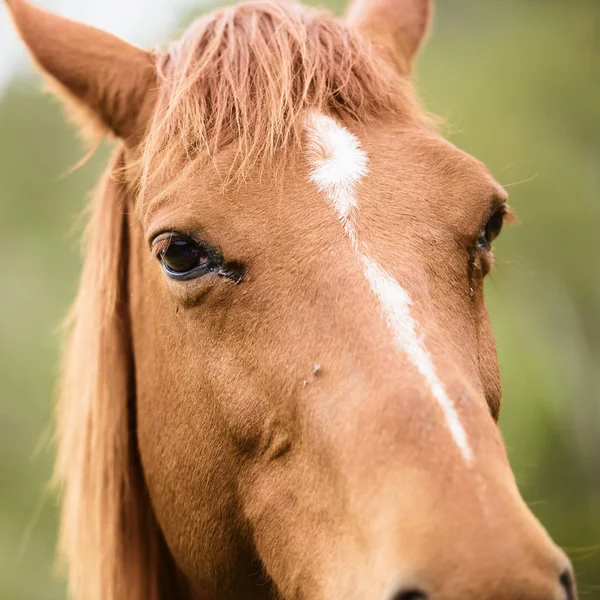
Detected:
[{"left": 1, "top": 0, "right": 598, "bottom": 598}]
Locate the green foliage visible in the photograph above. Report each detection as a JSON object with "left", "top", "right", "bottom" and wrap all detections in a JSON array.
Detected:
[{"left": 0, "top": 1, "right": 598, "bottom": 596}]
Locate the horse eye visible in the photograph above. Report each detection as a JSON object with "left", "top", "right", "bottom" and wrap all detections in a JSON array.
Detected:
[
  {"left": 478, "top": 205, "right": 506, "bottom": 250},
  {"left": 153, "top": 234, "right": 213, "bottom": 277}
]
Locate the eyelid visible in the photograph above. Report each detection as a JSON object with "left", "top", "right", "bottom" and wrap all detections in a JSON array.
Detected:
[
  {"left": 150, "top": 231, "right": 206, "bottom": 259},
  {"left": 489, "top": 197, "right": 517, "bottom": 225},
  {"left": 500, "top": 203, "right": 518, "bottom": 226},
  {"left": 151, "top": 230, "right": 193, "bottom": 247},
  {"left": 481, "top": 202, "right": 517, "bottom": 238},
  {"left": 147, "top": 222, "right": 205, "bottom": 249},
  {"left": 486, "top": 201, "right": 506, "bottom": 223},
  {"left": 151, "top": 234, "right": 173, "bottom": 258}
]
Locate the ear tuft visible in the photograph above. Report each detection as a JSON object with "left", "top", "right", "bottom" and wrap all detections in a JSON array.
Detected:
[
  {"left": 346, "top": 0, "right": 433, "bottom": 75},
  {"left": 5, "top": 0, "right": 157, "bottom": 144}
]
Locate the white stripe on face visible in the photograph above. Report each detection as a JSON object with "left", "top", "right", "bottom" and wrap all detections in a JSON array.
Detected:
[
  {"left": 306, "top": 112, "right": 368, "bottom": 221},
  {"left": 305, "top": 112, "right": 473, "bottom": 463}
]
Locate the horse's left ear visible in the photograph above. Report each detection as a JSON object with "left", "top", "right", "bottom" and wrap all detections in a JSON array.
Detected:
[
  {"left": 346, "top": 0, "right": 432, "bottom": 75},
  {"left": 5, "top": 0, "right": 157, "bottom": 144}
]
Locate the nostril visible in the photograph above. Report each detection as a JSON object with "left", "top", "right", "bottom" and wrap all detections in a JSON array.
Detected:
[
  {"left": 559, "top": 570, "right": 576, "bottom": 600},
  {"left": 390, "top": 590, "right": 428, "bottom": 600}
]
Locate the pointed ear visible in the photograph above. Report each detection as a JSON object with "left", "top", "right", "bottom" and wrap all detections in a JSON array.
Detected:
[
  {"left": 5, "top": 0, "right": 157, "bottom": 144},
  {"left": 346, "top": 0, "right": 433, "bottom": 75}
]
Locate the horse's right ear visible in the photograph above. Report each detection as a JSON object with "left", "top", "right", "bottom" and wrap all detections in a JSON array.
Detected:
[
  {"left": 346, "top": 0, "right": 432, "bottom": 75},
  {"left": 5, "top": 0, "right": 157, "bottom": 144}
]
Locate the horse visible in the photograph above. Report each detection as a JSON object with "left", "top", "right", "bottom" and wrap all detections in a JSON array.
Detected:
[{"left": 6, "top": 0, "right": 577, "bottom": 598}]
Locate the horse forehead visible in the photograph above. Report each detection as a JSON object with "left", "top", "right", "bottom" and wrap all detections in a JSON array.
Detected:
[
  {"left": 345, "top": 122, "right": 504, "bottom": 203},
  {"left": 142, "top": 116, "right": 502, "bottom": 232},
  {"left": 302, "top": 114, "right": 491, "bottom": 211}
]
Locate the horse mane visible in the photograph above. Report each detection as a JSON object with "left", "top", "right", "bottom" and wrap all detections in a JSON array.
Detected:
[
  {"left": 55, "top": 3, "right": 423, "bottom": 599},
  {"left": 140, "top": 0, "right": 420, "bottom": 197},
  {"left": 55, "top": 152, "right": 176, "bottom": 600}
]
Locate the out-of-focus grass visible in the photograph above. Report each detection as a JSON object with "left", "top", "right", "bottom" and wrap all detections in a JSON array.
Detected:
[
  {"left": 0, "top": 1, "right": 598, "bottom": 597},
  {"left": 0, "top": 83, "right": 111, "bottom": 599}
]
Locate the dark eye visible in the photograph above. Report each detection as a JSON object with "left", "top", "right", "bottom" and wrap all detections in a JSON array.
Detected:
[
  {"left": 478, "top": 205, "right": 506, "bottom": 250},
  {"left": 153, "top": 233, "right": 219, "bottom": 279}
]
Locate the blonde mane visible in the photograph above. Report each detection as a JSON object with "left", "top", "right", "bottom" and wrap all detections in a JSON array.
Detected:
[{"left": 140, "top": 0, "right": 420, "bottom": 195}]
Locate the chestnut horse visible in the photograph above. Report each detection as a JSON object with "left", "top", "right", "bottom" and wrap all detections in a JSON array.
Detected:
[{"left": 7, "top": 0, "right": 576, "bottom": 599}]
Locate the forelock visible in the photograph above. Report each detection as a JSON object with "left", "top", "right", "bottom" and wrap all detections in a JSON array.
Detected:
[{"left": 138, "top": 0, "right": 423, "bottom": 204}]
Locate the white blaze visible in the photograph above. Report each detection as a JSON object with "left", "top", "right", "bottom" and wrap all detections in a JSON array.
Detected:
[
  {"left": 306, "top": 113, "right": 368, "bottom": 221},
  {"left": 305, "top": 112, "right": 473, "bottom": 462}
]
